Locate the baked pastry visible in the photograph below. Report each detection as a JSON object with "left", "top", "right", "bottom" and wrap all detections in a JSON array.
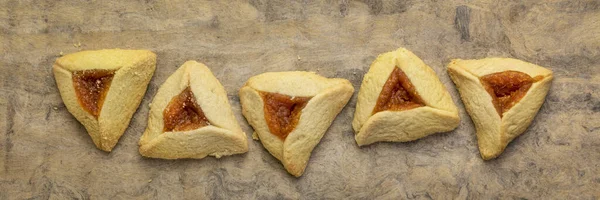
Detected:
[
  {"left": 352, "top": 48, "right": 460, "bottom": 146},
  {"left": 53, "top": 49, "right": 156, "bottom": 152},
  {"left": 447, "top": 58, "right": 553, "bottom": 160},
  {"left": 139, "top": 61, "right": 248, "bottom": 159},
  {"left": 239, "top": 72, "right": 353, "bottom": 177}
]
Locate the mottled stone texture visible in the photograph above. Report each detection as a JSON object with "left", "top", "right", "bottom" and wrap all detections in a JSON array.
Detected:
[{"left": 1, "top": 0, "right": 599, "bottom": 199}]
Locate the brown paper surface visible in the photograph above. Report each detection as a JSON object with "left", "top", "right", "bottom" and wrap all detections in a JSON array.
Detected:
[{"left": 1, "top": 1, "right": 599, "bottom": 199}]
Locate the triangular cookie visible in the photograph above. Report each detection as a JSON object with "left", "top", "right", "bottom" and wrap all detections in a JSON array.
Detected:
[
  {"left": 239, "top": 72, "right": 354, "bottom": 177},
  {"left": 447, "top": 58, "right": 553, "bottom": 160},
  {"left": 353, "top": 48, "right": 460, "bottom": 146},
  {"left": 139, "top": 61, "right": 248, "bottom": 159},
  {"left": 53, "top": 49, "right": 156, "bottom": 152}
]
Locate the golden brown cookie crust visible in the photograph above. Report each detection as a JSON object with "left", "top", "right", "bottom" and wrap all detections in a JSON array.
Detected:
[
  {"left": 447, "top": 57, "right": 553, "bottom": 160},
  {"left": 352, "top": 48, "right": 460, "bottom": 146},
  {"left": 239, "top": 71, "right": 354, "bottom": 177},
  {"left": 139, "top": 61, "right": 248, "bottom": 159},
  {"left": 53, "top": 49, "right": 156, "bottom": 152}
]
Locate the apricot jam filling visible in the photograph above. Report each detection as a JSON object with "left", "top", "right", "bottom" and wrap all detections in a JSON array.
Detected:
[
  {"left": 372, "top": 67, "right": 425, "bottom": 114},
  {"left": 260, "top": 92, "right": 312, "bottom": 140},
  {"left": 479, "top": 70, "right": 542, "bottom": 117},
  {"left": 72, "top": 69, "right": 116, "bottom": 118},
  {"left": 163, "top": 87, "right": 210, "bottom": 132}
]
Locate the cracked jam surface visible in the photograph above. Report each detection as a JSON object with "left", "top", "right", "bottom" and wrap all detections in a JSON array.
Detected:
[
  {"left": 372, "top": 67, "right": 425, "bottom": 114},
  {"left": 72, "top": 69, "right": 116, "bottom": 118},
  {"left": 163, "top": 87, "right": 210, "bottom": 132},
  {"left": 260, "top": 92, "right": 311, "bottom": 140}
]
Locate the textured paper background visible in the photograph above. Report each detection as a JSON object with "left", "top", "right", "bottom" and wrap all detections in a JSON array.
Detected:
[{"left": 1, "top": 0, "right": 599, "bottom": 199}]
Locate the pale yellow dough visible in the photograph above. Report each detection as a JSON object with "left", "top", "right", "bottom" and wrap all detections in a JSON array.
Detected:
[
  {"left": 239, "top": 71, "right": 354, "bottom": 177},
  {"left": 352, "top": 48, "right": 460, "bottom": 146},
  {"left": 139, "top": 61, "right": 248, "bottom": 159},
  {"left": 447, "top": 58, "right": 553, "bottom": 160},
  {"left": 53, "top": 49, "right": 156, "bottom": 152}
]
